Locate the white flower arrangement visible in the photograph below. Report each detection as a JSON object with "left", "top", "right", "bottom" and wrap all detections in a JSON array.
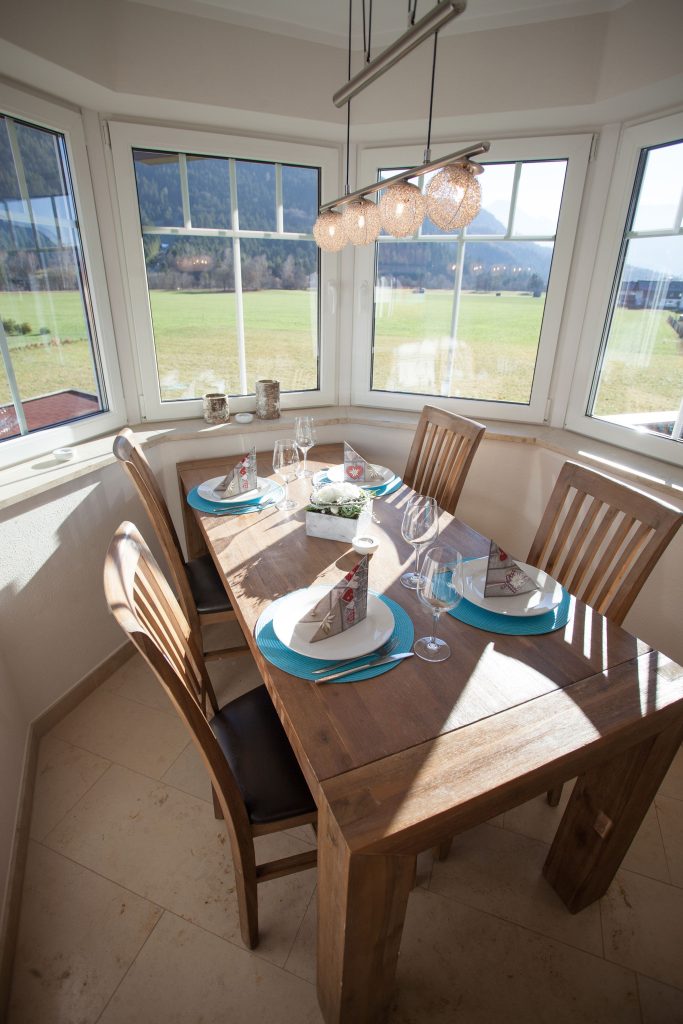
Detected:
[{"left": 307, "top": 482, "right": 370, "bottom": 519}]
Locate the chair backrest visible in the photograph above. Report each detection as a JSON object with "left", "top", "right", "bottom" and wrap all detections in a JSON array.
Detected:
[
  {"left": 404, "top": 405, "right": 486, "bottom": 515},
  {"left": 103, "top": 522, "right": 251, "bottom": 844},
  {"left": 527, "top": 461, "right": 683, "bottom": 625},
  {"left": 113, "top": 428, "right": 199, "bottom": 631}
]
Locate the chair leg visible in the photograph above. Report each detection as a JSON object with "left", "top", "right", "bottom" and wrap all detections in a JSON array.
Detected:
[
  {"left": 547, "top": 784, "right": 563, "bottom": 807},
  {"left": 433, "top": 838, "right": 453, "bottom": 862},
  {"left": 212, "top": 786, "right": 224, "bottom": 819}
]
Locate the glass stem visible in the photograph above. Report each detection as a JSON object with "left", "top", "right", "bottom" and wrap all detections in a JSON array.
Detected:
[
  {"left": 303, "top": 451, "right": 308, "bottom": 476},
  {"left": 431, "top": 609, "right": 440, "bottom": 644},
  {"left": 414, "top": 544, "right": 422, "bottom": 581},
  {"left": 282, "top": 478, "right": 289, "bottom": 504}
]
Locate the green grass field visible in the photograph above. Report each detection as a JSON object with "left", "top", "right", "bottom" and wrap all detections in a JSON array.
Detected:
[{"left": 1, "top": 289, "right": 680, "bottom": 416}]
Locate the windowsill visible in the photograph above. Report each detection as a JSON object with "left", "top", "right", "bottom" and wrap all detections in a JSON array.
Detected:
[{"left": 1, "top": 406, "right": 681, "bottom": 513}]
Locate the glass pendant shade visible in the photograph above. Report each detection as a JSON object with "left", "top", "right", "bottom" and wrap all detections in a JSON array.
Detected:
[
  {"left": 379, "top": 181, "right": 426, "bottom": 237},
  {"left": 313, "top": 210, "right": 348, "bottom": 252},
  {"left": 426, "top": 163, "right": 482, "bottom": 231},
  {"left": 341, "top": 198, "right": 381, "bottom": 246}
]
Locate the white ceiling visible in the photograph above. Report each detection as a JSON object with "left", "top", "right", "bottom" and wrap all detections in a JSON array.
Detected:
[{"left": 130, "top": 0, "right": 629, "bottom": 47}]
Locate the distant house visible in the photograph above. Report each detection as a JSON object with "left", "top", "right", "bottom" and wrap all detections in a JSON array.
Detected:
[{"left": 618, "top": 278, "right": 683, "bottom": 311}]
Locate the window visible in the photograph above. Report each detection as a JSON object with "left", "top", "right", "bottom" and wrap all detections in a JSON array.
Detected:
[
  {"left": 0, "top": 95, "right": 120, "bottom": 460},
  {"left": 566, "top": 113, "right": 683, "bottom": 467},
  {"left": 351, "top": 136, "right": 591, "bottom": 422},
  {"left": 111, "top": 125, "right": 339, "bottom": 419}
]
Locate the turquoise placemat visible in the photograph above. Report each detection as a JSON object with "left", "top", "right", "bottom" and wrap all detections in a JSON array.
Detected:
[
  {"left": 448, "top": 589, "right": 572, "bottom": 635},
  {"left": 187, "top": 484, "right": 284, "bottom": 516},
  {"left": 255, "top": 593, "right": 414, "bottom": 682}
]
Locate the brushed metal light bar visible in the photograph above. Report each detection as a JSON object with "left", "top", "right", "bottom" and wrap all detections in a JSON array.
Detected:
[
  {"left": 333, "top": 1, "right": 466, "bottom": 108},
  {"left": 319, "top": 141, "right": 490, "bottom": 213}
]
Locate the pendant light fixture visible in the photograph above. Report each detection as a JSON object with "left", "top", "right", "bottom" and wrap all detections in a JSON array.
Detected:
[
  {"left": 314, "top": 0, "right": 489, "bottom": 250},
  {"left": 426, "top": 160, "right": 482, "bottom": 230}
]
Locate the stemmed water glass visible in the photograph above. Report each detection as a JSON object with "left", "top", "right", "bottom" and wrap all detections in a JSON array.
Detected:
[
  {"left": 414, "top": 544, "right": 463, "bottom": 662},
  {"left": 400, "top": 495, "right": 439, "bottom": 589},
  {"left": 272, "top": 439, "right": 299, "bottom": 510},
  {"left": 294, "top": 416, "right": 316, "bottom": 478}
]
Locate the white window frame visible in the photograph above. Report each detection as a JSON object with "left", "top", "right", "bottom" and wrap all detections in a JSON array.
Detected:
[
  {"left": 565, "top": 112, "right": 683, "bottom": 468},
  {"left": 109, "top": 122, "right": 340, "bottom": 421},
  {"left": 0, "top": 83, "right": 125, "bottom": 468},
  {"left": 350, "top": 134, "right": 591, "bottom": 422}
]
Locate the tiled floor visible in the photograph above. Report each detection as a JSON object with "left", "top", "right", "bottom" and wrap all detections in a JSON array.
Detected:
[{"left": 8, "top": 648, "right": 683, "bottom": 1023}]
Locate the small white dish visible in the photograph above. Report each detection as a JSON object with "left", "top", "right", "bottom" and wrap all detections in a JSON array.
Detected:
[
  {"left": 454, "top": 557, "right": 564, "bottom": 617},
  {"left": 235, "top": 413, "right": 254, "bottom": 424},
  {"left": 53, "top": 447, "right": 75, "bottom": 462},
  {"left": 352, "top": 534, "right": 379, "bottom": 555},
  {"left": 271, "top": 587, "right": 394, "bottom": 660}
]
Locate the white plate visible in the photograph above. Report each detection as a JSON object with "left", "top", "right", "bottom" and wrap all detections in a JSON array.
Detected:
[
  {"left": 271, "top": 587, "right": 394, "bottom": 660},
  {"left": 454, "top": 557, "right": 564, "bottom": 617},
  {"left": 315, "top": 463, "right": 395, "bottom": 488},
  {"left": 198, "top": 475, "right": 273, "bottom": 504}
]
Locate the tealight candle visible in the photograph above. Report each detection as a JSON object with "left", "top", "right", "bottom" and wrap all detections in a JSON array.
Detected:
[{"left": 352, "top": 534, "right": 379, "bottom": 556}]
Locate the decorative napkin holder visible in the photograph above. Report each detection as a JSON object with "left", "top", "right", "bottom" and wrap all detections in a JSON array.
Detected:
[
  {"left": 343, "top": 442, "right": 382, "bottom": 483},
  {"left": 214, "top": 446, "right": 258, "bottom": 497},
  {"left": 484, "top": 541, "right": 537, "bottom": 597},
  {"left": 305, "top": 483, "right": 372, "bottom": 543},
  {"left": 299, "top": 556, "right": 369, "bottom": 642}
]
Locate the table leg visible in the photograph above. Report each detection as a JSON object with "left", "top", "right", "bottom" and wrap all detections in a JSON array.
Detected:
[
  {"left": 543, "top": 718, "right": 683, "bottom": 913},
  {"left": 317, "top": 800, "right": 415, "bottom": 1024}
]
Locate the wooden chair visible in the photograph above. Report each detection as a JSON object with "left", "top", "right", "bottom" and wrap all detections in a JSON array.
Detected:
[
  {"left": 104, "top": 521, "right": 317, "bottom": 949},
  {"left": 434, "top": 458, "right": 682, "bottom": 860},
  {"left": 528, "top": 459, "right": 683, "bottom": 805},
  {"left": 404, "top": 405, "right": 486, "bottom": 515},
  {"left": 113, "top": 428, "right": 248, "bottom": 661}
]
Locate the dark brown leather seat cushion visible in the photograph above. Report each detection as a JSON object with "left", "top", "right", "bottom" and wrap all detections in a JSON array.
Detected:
[
  {"left": 185, "top": 554, "right": 232, "bottom": 615},
  {"left": 211, "top": 685, "right": 316, "bottom": 826}
]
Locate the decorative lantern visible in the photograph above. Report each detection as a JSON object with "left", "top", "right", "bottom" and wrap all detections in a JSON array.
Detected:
[
  {"left": 379, "top": 181, "right": 426, "bottom": 237},
  {"left": 426, "top": 162, "right": 482, "bottom": 231}
]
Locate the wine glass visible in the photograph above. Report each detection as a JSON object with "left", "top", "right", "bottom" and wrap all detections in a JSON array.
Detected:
[
  {"left": 400, "top": 495, "right": 439, "bottom": 589},
  {"left": 414, "top": 545, "right": 463, "bottom": 662},
  {"left": 294, "top": 416, "right": 316, "bottom": 478},
  {"left": 272, "top": 439, "right": 299, "bottom": 510}
]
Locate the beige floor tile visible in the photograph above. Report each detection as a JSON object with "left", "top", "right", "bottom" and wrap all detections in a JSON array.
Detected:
[
  {"left": 621, "top": 804, "right": 671, "bottom": 884},
  {"left": 429, "top": 823, "right": 602, "bottom": 955},
  {"left": 657, "top": 746, "right": 683, "bottom": 801},
  {"left": 45, "top": 764, "right": 316, "bottom": 968},
  {"left": 391, "top": 888, "right": 640, "bottom": 1024},
  {"left": 8, "top": 841, "right": 161, "bottom": 1024},
  {"left": 102, "top": 653, "right": 177, "bottom": 716},
  {"left": 654, "top": 795, "right": 683, "bottom": 888},
  {"left": 601, "top": 869, "right": 683, "bottom": 990},
  {"left": 283, "top": 890, "right": 316, "bottom": 984},
  {"left": 637, "top": 974, "right": 683, "bottom": 1024},
  {"left": 29, "top": 735, "right": 110, "bottom": 842},
  {"left": 501, "top": 783, "right": 573, "bottom": 844},
  {"left": 161, "top": 739, "right": 212, "bottom": 803},
  {"left": 98, "top": 910, "right": 323, "bottom": 1024},
  {"left": 51, "top": 686, "right": 188, "bottom": 779}
]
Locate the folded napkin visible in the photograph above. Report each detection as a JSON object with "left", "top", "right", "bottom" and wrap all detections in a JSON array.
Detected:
[
  {"left": 484, "top": 541, "right": 537, "bottom": 597},
  {"left": 343, "top": 442, "right": 382, "bottom": 483},
  {"left": 299, "top": 555, "right": 369, "bottom": 642},
  {"left": 214, "top": 446, "right": 258, "bottom": 497}
]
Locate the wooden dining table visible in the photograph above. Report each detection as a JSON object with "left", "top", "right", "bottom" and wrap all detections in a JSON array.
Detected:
[{"left": 177, "top": 443, "right": 683, "bottom": 1024}]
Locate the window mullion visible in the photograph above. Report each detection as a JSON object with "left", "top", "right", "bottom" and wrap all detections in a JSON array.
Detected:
[
  {"left": 444, "top": 236, "right": 465, "bottom": 395},
  {"left": 275, "top": 164, "right": 283, "bottom": 233},
  {"left": 178, "top": 154, "right": 191, "bottom": 228},
  {"left": 0, "top": 321, "right": 28, "bottom": 435},
  {"left": 506, "top": 162, "right": 522, "bottom": 238},
  {"left": 229, "top": 158, "right": 248, "bottom": 395}
]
